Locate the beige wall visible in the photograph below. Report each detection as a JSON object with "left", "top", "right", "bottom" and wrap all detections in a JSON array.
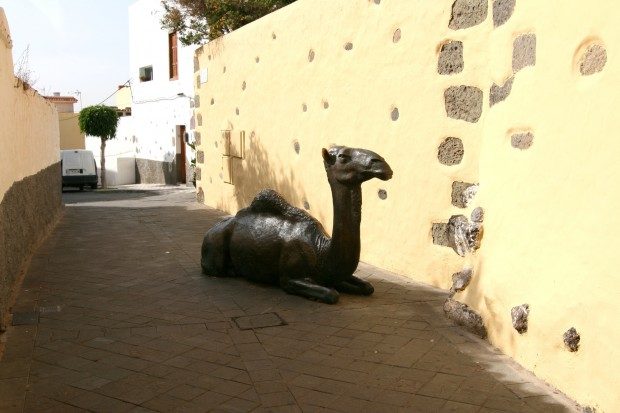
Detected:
[
  {"left": 59, "top": 112, "right": 85, "bottom": 150},
  {"left": 116, "top": 85, "right": 132, "bottom": 110},
  {"left": 195, "top": 0, "right": 473, "bottom": 289},
  {"left": 0, "top": 9, "right": 60, "bottom": 200},
  {"left": 194, "top": 0, "right": 618, "bottom": 410},
  {"left": 455, "top": 1, "right": 620, "bottom": 412}
]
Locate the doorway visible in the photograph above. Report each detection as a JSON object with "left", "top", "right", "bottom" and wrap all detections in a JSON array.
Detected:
[{"left": 176, "top": 125, "right": 187, "bottom": 184}]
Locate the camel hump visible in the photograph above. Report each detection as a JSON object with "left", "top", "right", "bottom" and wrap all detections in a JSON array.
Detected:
[{"left": 250, "top": 189, "right": 314, "bottom": 222}]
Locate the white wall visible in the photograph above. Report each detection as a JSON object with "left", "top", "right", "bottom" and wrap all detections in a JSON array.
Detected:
[
  {"left": 128, "top": 0, "right": 197, "bottom": 165},
  {"left": 85, "top": 116, "right": 136, "bottom": 186}
]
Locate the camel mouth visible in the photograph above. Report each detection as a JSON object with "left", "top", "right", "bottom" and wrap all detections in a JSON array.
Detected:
[{"left": 375, "top": 166, "right": 393, "bottom": 181}]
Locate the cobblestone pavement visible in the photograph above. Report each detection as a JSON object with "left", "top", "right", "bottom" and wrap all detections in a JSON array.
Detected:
[{"left": 0, "top": 186, "right": 580, "bottom": 412}]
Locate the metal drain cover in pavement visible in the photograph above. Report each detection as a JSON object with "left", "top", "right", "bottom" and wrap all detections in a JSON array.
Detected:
[
  {"left": 233, "top": 312, "right": 286, "bottom": 330},
  {"left": 11, "top": 311, "right": 39, "bottom": 326}
]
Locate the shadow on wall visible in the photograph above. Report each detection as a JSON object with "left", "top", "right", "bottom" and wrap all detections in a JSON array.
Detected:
[{"left": 220, "top": 131, "right": 325, "bottom": 223}]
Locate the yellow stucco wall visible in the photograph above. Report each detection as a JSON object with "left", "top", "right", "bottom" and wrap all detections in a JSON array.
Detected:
[
  {"left": 115, "top": 85, "right": 132, "bottom": 110},
  {"left": 454, "top": 1, "right": 620, "bottom": 412},
  {"left": 0, "top": 8, "right": 59, "bottom": 201},
  {"left": 195, "top": 0, "right": 481, "bottom": 290},
  {"left": 194, "top": 1, "right": 618, "bottom": 410},
  {"left": 59, "top": 112, "right": 85, "bottom": 150}
]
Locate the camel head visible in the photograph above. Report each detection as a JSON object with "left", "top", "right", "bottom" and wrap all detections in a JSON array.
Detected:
[{"left": 322, "top": 146, "right": 393, "bottom": 186}]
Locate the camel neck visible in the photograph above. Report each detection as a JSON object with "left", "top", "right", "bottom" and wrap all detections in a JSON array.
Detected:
[{"left": 325, "top": 179, "right": 362, "bottom": 279}]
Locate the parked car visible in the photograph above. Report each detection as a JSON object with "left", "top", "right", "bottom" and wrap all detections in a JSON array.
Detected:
[{"left": 61, "top": 150, "right": 98, "bottom": 190}]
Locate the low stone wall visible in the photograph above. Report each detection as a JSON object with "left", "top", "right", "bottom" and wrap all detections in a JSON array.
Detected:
[
  {"left": 135, "top": 158, "right": 176, "bottom": 184},
  {"left": 0, "top": 163, "right": 62, "bottom": 331}
]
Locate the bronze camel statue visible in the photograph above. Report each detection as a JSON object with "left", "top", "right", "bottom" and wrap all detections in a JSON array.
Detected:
[{"left": 201, "top": 146, "right": 393, "bottom": 304}]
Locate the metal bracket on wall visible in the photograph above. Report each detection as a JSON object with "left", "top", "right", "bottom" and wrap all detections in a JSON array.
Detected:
[{"left": 221, "top": 130, "right": 246, "bottom": 185}]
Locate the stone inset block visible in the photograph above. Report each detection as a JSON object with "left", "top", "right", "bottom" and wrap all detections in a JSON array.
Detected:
[
  {"left": 308, "top": 49, "right": 315, "bottom": 62},
  {"left": 194, "top": 131, "right": 201, "bottom": 146},
  {"left": 195, "top": 167, "right": 201, "bottom": 181},
  {"left": 432, "top": 223, "right": 450, "bottom": 247},
  {"left": 447, "top": 214, "right": 482, "bottom": 256},
  {"left": 511, "top": 304, "right": 529, "bottom": 334},
  {"left": 490, "top": 77, "right": 513, "bottom": 107},
  {"left": 196, "top": 114, "right": 202, "bottom": 127},
  {"left": 449, "top": 0, "right": 488, "bottom": 30},
  {"left": 303, "top": 199, "right": 310, "bottom": 210},
  {"left": 450, "top": 268, "right": 473, "bottom": 295},
  {"left": 444, "top": 86, "right": 483, "bottom": 123},
  {"left": 511, "top": 131, "right": 534, "bottom": 149},
  {"left": 293, "top": 140, "right": 300, "bottom": 154},
  {"left": 471, "top": 207, "right": 484, "bottom": 222},
  {"left": 438, "top": 41, "right": 464, "bottom": 75},
  {"left": 194, "top": 95, "right": 200, "bottom": 108},
  {"left": 242, "top": 81, "right": 246, "bottom": 90},
  {"left": 452, "top": 181, "right": 478, "bottom": 208},
  {"left": 493, "top": 0, "right": 515, "bottom": 27},
  {"left": 193, "top": 56, "right": 199, "bottom": 72},
  {"left": 393, "top": 29, "right": 401, "bottom": 43},
  {"left": 579, "top": 43, "right": 607, "bottom": 75},
  {"left": 196, "top": 150, "right": 205, "bottom": 164},
  {"left": 197, "top": 187, "right": 205, "bottom": 203},
  {"left": 447, "top": 215, "right": 470, "bottom": 256},
  {"left": 438, "top": 137, "right": 464, "bottom": 166},
  {"left": 563, "top": 327, "right": 580, "bottom": 352},
  {"left": 378, "top": 189, "right": 387, "bottom": 200},
  {"left": 391, "top": 107, "right": 399, "bottom": 121},
  {"left": 344, "top": 42, "right": 353, "bottom": 51},
  {"left": 444, "top": 298, "right": 487, "bottom": 338},
  {"left": 513, "top": 33, "right": 536, "bottom": 72}
]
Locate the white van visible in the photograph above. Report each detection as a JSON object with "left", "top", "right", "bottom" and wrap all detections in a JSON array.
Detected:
[{"left": 61, "top": 150, "right": 98, "bottom": 190}]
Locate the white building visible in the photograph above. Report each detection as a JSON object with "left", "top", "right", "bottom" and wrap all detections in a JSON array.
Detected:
[{"left": 87, "top": 0, "right": 198, "bottom": 186}]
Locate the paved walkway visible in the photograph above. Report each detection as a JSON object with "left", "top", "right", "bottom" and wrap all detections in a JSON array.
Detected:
[{"left": 0, "top": 186, "right": 580, "bottom": 412}]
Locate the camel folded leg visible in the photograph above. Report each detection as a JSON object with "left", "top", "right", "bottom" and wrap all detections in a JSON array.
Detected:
[
  {"left": 334, "top": 275, "right": 374, "bottom": 296},
  {"left": 282, "top": 278, "right": 340, "bottom": 304}
]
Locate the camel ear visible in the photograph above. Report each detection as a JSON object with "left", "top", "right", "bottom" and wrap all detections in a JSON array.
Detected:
[{"left": 322, "top": 148, "right": 335, "bottom": 165}]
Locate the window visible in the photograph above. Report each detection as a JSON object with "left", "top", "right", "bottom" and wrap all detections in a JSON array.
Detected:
[
  {"left": 169, "top": 31, "right": 178, "bottom": 80},
  {"left": 139, "top": 66, "right": 153, "bottom": 82}
]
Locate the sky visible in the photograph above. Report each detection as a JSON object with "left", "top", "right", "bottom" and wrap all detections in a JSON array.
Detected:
[{"left": 1, "top": 0, "right": 136, "bottom": 107}]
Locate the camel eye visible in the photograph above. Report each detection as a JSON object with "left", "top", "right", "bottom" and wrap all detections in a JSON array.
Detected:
[
  {"left": 337, "top": 154, "right": 351, "bottom": 163},
  {"left": 370, "top": 158, "right": 381, "bottom": 164}
]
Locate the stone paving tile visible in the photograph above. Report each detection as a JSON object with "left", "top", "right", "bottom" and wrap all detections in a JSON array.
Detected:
[{"left": 0, "top": 187, "right": 582, "bottom": 412}]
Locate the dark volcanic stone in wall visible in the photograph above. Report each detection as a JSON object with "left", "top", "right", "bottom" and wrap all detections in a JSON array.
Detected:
[
  {"left": 0, "top": 162, "right": 62, "bottom": 331},
  {"left": 449, "top": 0, "right": 488, "bottom": 30},
  {"left": 438, "top": 137, "right": 464, "bottom": 165},
  {"left": 511, "top": 304, "right": 529, "bottom": 334},
  {"left": 438, "top": 41, "right": 464, "bottom": 75},
  {"left": 513, "top": 33, "right": 536, "bottom": 72},
  {"left": 135, "top": 158, "right": 177, "bottom": 185},
  {"left": 490, "top": 77, "right": 513, "bottom": 107},
  {"left": 444, "top": 86, "right": 483, "bottom": 123},
  {"left": 493, "top": 0, "right": 515, "bottom": 27},
  {"left": 511, "top": 132, "right": 534, "bottom": 149},
  {"left": 452, "top": 181, "right": 478, "bottom": 208},
  {"left": 432, "top": 223, "right": 450, "bottom": 247},
  {"left": 579, "top": 43, "right": 607, "bottom": 75},
  {"left": 563, "top": 327, "right": 580, "bottom": 352},
  {"left": 450, "top": 268, "right": 473, "bottom": 295},
  {"left": 444, "top": 298, "right": 487, "bottom": 338}
]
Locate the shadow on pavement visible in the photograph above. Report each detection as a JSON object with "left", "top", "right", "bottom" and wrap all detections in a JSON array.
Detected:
[{"left": 0, "top": 189, "right": 580, "bottom": 412}]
